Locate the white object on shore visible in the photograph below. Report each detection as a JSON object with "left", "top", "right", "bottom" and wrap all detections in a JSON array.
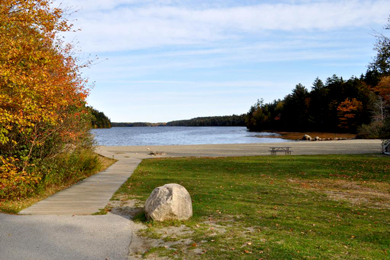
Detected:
[{"left": 145, "top": 183, "right": 193, "bottom": 222}]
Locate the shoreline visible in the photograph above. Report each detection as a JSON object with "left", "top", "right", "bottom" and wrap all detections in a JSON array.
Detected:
[
  {"left": 96, "top": 139, "right": 383, "bottom": 160},
  {"left": 255, "top": 131, "right": 357, "bottom": 140}
]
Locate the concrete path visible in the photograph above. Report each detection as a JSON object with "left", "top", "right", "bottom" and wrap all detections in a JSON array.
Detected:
[
  {"left": 0, "top": 213, "right": 138, "bottom": 260},
  {"left": 19, "top": 158, "right": 142, "bottom": 215}
]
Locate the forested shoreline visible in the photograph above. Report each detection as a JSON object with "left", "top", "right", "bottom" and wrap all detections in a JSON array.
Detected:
[
  {"left": 110, "top": 115, "right": 246, "bottom": 127},
  {"left": 112, "top": 122, "right": 165, "bottom": 127},
  {"left": 166, "top": 115, "right": 246, "bottom": 126},
  {"left": 245, "top": 73, "right": 376, "bottom": 134},
  {"left": 89, "top": 107, "right": 112, "bottom": 128}
]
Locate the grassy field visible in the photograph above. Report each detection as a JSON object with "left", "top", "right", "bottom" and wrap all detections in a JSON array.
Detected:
[{"left": 114, "top": 154, "right": 390, "bottom": 259}]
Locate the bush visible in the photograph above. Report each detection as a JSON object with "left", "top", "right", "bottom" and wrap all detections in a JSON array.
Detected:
[
  {"left": 0, "top": 148, "right": 102, "bottom": 201},
  {"left": 42, "top": 149, "right": 101, "bottom": 186},
  {"left": 0, "top": 157, "right": 41, "bottom": 200},
  {"left": 356, "top": 121, "right": 383, "bottom": 139}
]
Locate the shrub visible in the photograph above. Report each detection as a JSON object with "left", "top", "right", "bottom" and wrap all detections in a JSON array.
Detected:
[
  {"left": 41, "top": 149, "right": 101, "bottom": 186},
  {"left": 0, "top": 149, "right": 102, "bottom": 201},
  {"left": 0, "top": 157, "right": 41, "bottom": 200},
  {"left": 356, "top": 121, "right": 384, "bottom": 139}
]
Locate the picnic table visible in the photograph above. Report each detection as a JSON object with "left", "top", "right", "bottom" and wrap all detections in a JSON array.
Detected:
[{"left": 269, "top": 147, "right": 292, "bottom": 155}]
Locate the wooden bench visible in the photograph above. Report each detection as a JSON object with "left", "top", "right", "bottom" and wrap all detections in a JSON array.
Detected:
[{"left": 269, "top": 147, "right": 292, "bottom": 155}]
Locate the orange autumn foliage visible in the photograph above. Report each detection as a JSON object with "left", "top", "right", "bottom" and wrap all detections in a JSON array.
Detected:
[
  {"left": 337, "top": 98, "right": 363, "bottom": 130},
  {"left": 375, "top": 76, "right": 390, "bottom": 102},
  {"left": 0, "top": 0, "right": 92, "bottom": 199}
]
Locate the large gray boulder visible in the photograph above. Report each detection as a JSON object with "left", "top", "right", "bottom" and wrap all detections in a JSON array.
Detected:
[{"left": 145, "top": 183, "right": 193, "bottom": 222}]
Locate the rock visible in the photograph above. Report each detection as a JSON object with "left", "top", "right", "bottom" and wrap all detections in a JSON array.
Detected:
[
  {"left": 314, "top": 136, "right": 321, "bottom": 141},
  {"left": 303, "top": 134, "right": 312, "bottom": 141},
  {"left": 148, "top": 151, "right": 166, "bottom": 156},
  {"left": 145, "top": 183, "right": 193, "bottom": 222}
]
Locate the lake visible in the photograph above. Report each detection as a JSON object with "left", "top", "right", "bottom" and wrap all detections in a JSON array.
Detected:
[{"left": 91, "top": 126, "right": 290, "bottom": 146}]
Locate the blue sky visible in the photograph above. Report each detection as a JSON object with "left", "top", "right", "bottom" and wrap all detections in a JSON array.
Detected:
[{"left": 56, "top": 0, "right": 390, "bottom": 122}]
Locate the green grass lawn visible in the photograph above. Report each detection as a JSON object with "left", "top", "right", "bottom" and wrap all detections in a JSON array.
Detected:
[{"left": 114, "top": 154, "right": 390, "bottom": 259}]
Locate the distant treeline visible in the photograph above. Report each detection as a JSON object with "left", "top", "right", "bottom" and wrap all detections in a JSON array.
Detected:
[
  {"left": 111, "top": 115, "right": 246, "bottom": 127},
  {"left": 245, "top": 71, "right": 389, "bottom": 138},
  {"left": 89, "top": 107, "right": 112, "bottom": 128},
  {"left": 166, "top": 115, "right": 246, "bottom": 126},
  {"left": 112, "top": 122, "right": 166, "bottom": 127},
  {"left": 246, "top": 74, "right": 375, "bottom": 133}
]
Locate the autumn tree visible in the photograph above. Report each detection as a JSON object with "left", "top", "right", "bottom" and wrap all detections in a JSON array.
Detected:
[
  {"left": 374, "top": 76, "right": 390, "bottom": 142},
  {"left": 0, "top": 0, "right": 92, "bottom": 199},
  {"left": 337, "top": 98, "right": 363, "bottom": 130}
]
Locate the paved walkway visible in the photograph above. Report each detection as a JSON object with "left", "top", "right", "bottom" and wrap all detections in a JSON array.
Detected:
[
  {"left": 19, "top": 158, "right": 142, "bottom": 215},
  {"left": 0, "top": 213, "right": 137, "bottom": 260}
]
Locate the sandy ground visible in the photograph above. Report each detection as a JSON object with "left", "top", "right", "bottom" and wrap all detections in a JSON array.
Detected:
[{"left": 96, "top": 139, "right": 383, "bottom": 160}]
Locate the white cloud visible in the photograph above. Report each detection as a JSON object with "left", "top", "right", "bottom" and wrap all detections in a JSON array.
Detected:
[
  {"left": 80, "top": 36, "right": 369, "bottom": 86},
  {"left": 59, "top": 0, "right": 390, "bottom": 52}
]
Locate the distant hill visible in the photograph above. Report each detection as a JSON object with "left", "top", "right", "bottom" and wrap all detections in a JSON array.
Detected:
[
  {"left": 111, "top": 122, "right": 166, "bottom": 127},
  {"left": 111, "top": 114, "right": 246, "bottom": 127},
  {"left": 166, "top": 114, "right": 246, "bottom": 127}
]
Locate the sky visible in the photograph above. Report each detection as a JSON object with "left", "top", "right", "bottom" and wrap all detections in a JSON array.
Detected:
[{"left": 54, "top": 0, "right": 390, "bottom": 123}]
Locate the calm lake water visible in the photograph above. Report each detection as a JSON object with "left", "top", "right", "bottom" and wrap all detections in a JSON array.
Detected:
[{"left": 91, "top": 126, "right": 290, "bottom": 146}]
